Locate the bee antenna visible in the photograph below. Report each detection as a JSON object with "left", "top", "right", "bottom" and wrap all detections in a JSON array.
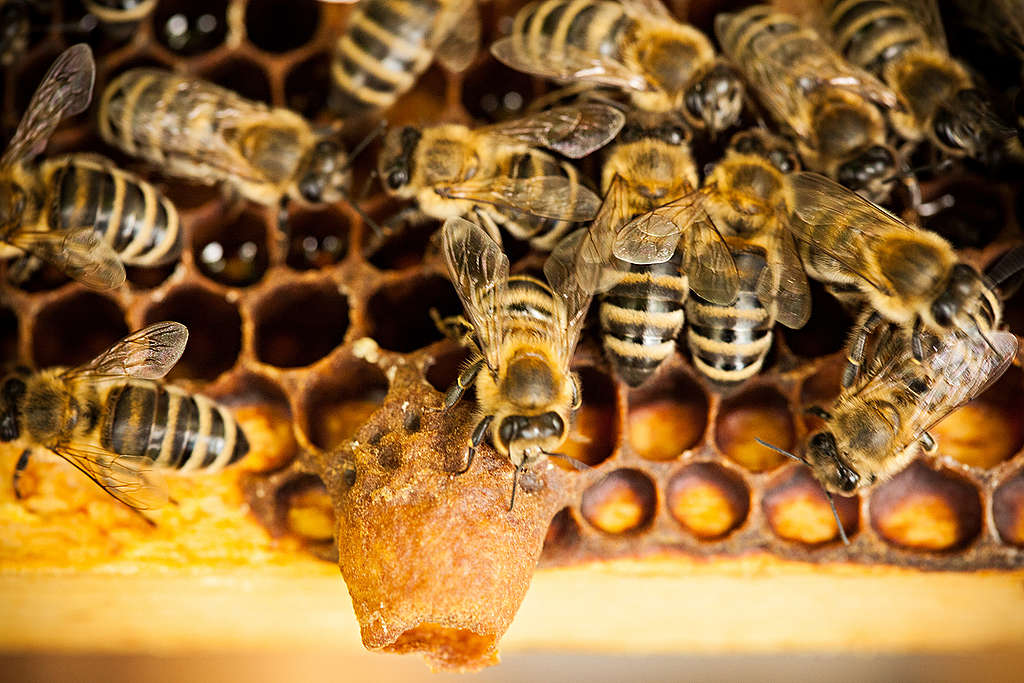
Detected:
[
  {"left": 879, "top": 158, "right": 955, "bottom": 186},
  {"left": 756, "top": 439, "right": 850, "bottom": 545},
  {"left": 755, "top": 437, "right": 808, "bottom": 465},
  {"left": 336, "top": 186, "right": 383, "bottom": 236},
  {"left": 340, "top": 120, "right": 388, "bottom": 174},
  {"left": 508, "top": 464, "right": 523, "bottom": 512},
  {"left": 985, "top": 245, "right": 1024, "bottom": 288}
]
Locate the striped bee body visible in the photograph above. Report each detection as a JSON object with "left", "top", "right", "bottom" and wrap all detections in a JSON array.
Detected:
[
  {"left": 484, "top": 149, "right": 582, "bottom": 250},
  {"left": 98, "top": 379, "right": 248, "bottom": 472},
  {"left": 685, "top": 245, "right": 772, "bottom": 385},
  {"left": 39, "top": 155, "right": 182, "bottom": 267},
  {"left": 600, "top": 252, "right": 687, "bottom": 387}
]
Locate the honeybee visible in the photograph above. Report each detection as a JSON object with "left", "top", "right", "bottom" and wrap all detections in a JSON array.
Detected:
[
  {"left": 490, "top": 0, "right": 745, "bottom": 135},
  {"left": 2, "top": 322, "right": 250, "bottom": 512},
  {"left": 789, "top": 171, "right": 1003, "bottom": 386},
  {"left": 715, "top": 5, "right": 900, "bottom": 201},
  {"left": 683, "top": 129, "right": 810, "bottom": 384},
  {"left": 332, "top": 0, "right": 480, "bottom": 115},
  {"left": 439, "top": 216, "right": 595, "bottom": 509},
  {"left": 378, "top": 102, "right": 623, "bottom": 250},
  {"left": 822, "top": 0, "right": 1014, "bottom": 162},
  {"left": 798, "top": 328, "right": 1016, "bottom": 496},
  {"left": 585, "top": 114, "right": 735, "bottom": 386},
  {"left": 99, "top": 69, "right": 354, "bottom": 229},
  {"left": 0, "top": 44, "right": 127, "bottom": 289}
]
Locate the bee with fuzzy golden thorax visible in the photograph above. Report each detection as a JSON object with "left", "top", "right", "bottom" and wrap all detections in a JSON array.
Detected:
[
  {"left": 789, "top": 172, "right": 1005, "bottom": 386},
  {"left": 378, "top": 103, "right": 623, "bottom": 250},
  {"left": 1, "top": 322, "right": 249, "bottom": 513},
  {"left": 716, "top": 5, "right": 900, "bottom": 201},
  {"left": 439, "top": 216, "right": 596, "bottom": 508},
  {"left": 490, "top": 0, "right": 745, "bottom": 136}
]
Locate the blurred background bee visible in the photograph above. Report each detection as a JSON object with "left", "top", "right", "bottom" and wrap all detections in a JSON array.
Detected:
[
  {"left": 438, "top": 216, "right": 595, "bottom": 509},
  {"left": 99, "top": 69, "right": 356, "bottom": 231},
  {"left": 331, "top": 0, "right": 480, "bottom": 116},
  {"left": 685, "top": 129, "right": 810, "bottom": 385},
  {"left": 795, "top": 327, "right": 1017, "bottom": 496},
  {"left": 716, "top": 5, "right": 900, "bottom": 201},
  {"left": 1, "top": 322, "right": 250, "bottom": 513},
  {"left": 377, "top": 102, "right": 623, "bottom": 250},
  {"left": 491, "top": 0, "right": 745, "bottom": 136},
  {"left": 789, "top": 172, "right": 1005, "bottom": 385},
  {"left": 0, "top": 44, "right": 127, "bottom": 290},
  {"left": 822, "top": 0, "right": 1014, "bottom": 164}
]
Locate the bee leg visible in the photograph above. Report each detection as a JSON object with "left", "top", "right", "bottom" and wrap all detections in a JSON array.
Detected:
[
  {"left": 6, "top": 254, "right": 41, "bottom": 284},
  {"left": 430, "top": 309, "right": 473, "bottom": 344},
  {"left": 457, "top": 414, "right": 493, "bottom": 475},
  {"left": 473, "top": 207, "right": 504, "bottom": 247},
  {"left": 919, "top": 431, "right": 937, "bottom": 455},
  {"left": 805, "top": 406, "right": 832, "bottom": 421},
  {"left": 508, "top": 464, "right": 524, "bottom": 512},
  {"left": 843, "top": 310, "right": 883, "bottom": 387},
  {"left": 12, "top": 448, "right": 30, "bottom": 499},
  {"left": 910, "top": 318, "right": 925, "bottom": 362},
  {"left": 444, "top": 358, "right": 483, "bottom": 410}
]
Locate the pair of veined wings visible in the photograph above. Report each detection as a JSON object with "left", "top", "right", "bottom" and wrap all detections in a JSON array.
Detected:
[
  {"left": 0, "top": 44, "right": 126, "bottom": 290},
  {"left": 605, "top": 176, "right": 812, "bottom": 327},
  {"left": 847, "top": 327, "right": 1017, "bottom": 454},
  {"left": 490, "top": 0, "right": 679, "bottom": 95},
  {"left": 787, "top": 172, "right": 942, "bottom": 296},
  {"left": 441, "top": 217, "right": 593, "bottom": 374},
  {"left": 437, "top": 103, "right": 624, "bottom": 222},
  {"left": 323, "top": 0, "right": 481, "bottom": 73},
  {"left": 50, "top": 321, "right": 189, "bottom": 511},
  {"left": 714, "top": 12, "right": 897, "bottom": 141}
]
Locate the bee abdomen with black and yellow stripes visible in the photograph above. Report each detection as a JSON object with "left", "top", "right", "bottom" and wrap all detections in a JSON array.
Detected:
[
  {"left": 331, "top": 0, "right": 443, "bottom": 115},
  {"left": 600, "top": 253, "right": 687, "bottom": 387},
  {"left": 512, "top": 0, "right": 631, "bottom": 67},
  {"left": 491, "top": 149, "right": 582, "bottom": 251},
  {"left": 503, "top": 274, "right": 558, "bottom": 333},
  {"left": 100, "top": 380, "right": 248, "bottom": 472},
  {"left": 824, "top": 0, "right": 927, "bottom": 73},
  {"left": 685, "top": 246, "right": 773, "bottom": 385},
  {"left": 41, "top": 155, "right": 182, "bottom": 267}
]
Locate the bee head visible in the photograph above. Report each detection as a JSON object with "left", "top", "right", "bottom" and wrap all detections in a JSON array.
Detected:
[
  {"left": 806, "top": 431, "right": 860, "bottom": 494},
  {"left": 378, "top": 126, "right": 422, "bottom": 193},
  {"left": 497, "top": 411, "right": 566, "bottom": 468},
  {"left": 0, "top": 374, "right": 26, "bottom": 442},
  {"left": 934, "top": 90, "right": 1014, "bottom": 162},
  {"left": 685, "top": 62, "right": 744, "bottom": 135},
  {"left": 837, "top": 145, "right": 894, "bottom": 196},
  {"left": 931, "top": 263, "right": 991, "bottom": 330},
  {"left": 729, "top": 130, "right": 800, "bottom": 172},
  {"left": 297, "top": 139, "right": 351, "bottom": 204},
  {"left": 618, "top": 112, "right": 690, "bottom": 146}
]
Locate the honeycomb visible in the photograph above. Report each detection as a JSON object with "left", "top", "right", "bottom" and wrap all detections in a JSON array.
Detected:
[{"left": 2, "top": 0, "right": 1023, "bottom": 673}]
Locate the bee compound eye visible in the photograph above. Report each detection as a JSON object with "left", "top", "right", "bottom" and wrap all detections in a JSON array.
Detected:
[{"left": 386, "top": 169, "right": 408, "bottom": 190}]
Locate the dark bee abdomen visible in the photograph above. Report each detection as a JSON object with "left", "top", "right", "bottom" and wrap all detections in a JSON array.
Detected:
[
  {"left": 101, "top": 381, "right": 248, "bottom": 471},
  {"left": 718, "top": 6, "right": 805, "bottom": 72},
  {"left": 600, "top": 253, "right": 687, "bottom": 387},
  {"left": 824, "top": 0, "right": 925, "bottom": 73},
  {"left": 331, "top": 0, "right": 442, "bottom": 115},
  {"left": 504, "top": 275, "right": 557, "bottom": 329},
  {"left": 43, "top": 155, "right": 182, "bottom": 267},
  {"left": 490, "top": 150, "right": 580, "bottom": 250},
  {"left": 685, "top": 247, "right": 773, "bottom": 384},
  {"left": 513, "top": 0, "right": 631, "bottom": 66}
]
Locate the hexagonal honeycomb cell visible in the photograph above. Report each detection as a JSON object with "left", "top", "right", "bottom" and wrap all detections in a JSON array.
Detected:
[{"left": 2, "top": 0, "right": 1023, "bottom": 672}]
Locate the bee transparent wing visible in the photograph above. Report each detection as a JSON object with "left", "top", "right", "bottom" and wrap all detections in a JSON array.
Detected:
[
  {"left": 52, "top": 443, "right": 169, "bottom": 510},
  {"left": 683, "top": 215, "right": 740, "bottom": 306},
  {"left": 620, "top": 0, "right": 674, "bottom": 20},
  {"left": 757, "top": 227, "right": 812, "bottom": 329},
  {"left": 578, "top": 175, "right": 634, "bottom": 293},
  {"left": 480, "top": 103, "right": 626, "bottom": 158},
  {"left": 67, "top": 321, "right": 189, "bottom": 381},
  {"left": 434, "top": 0, "right": 480, "bottom": 73},
  {"left": 440, "top": 176, "right": 601, "bottom": 221},
  {"left": 440, "top": 217, "right": 509, "bottom": 372},
  {"left": 9, "top": 228, "right": 125, "bottom": 290},
  {"left": 491, "top": 35, "right": 652, "bottom": 93},
  {"left": 612, "top": 189, "right": 708, "bottom": 265},
  {"left": 1, "top": 44, "right": 95, "bottom": 168},
  {"left": 544, "top": 228, "right": 595, "bottom": 369},
  {"left": 905, "top": 331, "right": 1018, "bottom": 442}
]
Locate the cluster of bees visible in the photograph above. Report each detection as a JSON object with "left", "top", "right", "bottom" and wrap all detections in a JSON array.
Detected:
[{"left": 0, "top": 0, "right": 1023, "bottom": 540}]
